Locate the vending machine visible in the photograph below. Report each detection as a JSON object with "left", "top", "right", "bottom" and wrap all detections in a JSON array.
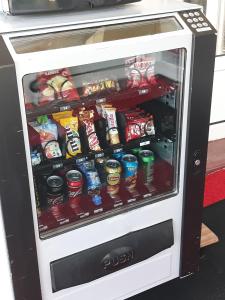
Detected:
[{"left": 0, "top": 0, "right": 216, "bottom": 299}]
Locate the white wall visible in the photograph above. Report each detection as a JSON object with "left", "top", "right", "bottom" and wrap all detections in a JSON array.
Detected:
[{"left": 209, "top": 56, "right": 225, "bottom": 140}]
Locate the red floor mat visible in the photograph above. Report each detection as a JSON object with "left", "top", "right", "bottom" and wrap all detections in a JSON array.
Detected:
[{"left": 204, "top": 168, "right": 225, "bottom": 207}]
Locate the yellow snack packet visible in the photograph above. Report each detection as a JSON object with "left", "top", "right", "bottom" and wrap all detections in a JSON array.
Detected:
[
  {"left": 52, "top": 110, "right": 73, "bottom": 122},
  {"left": 59, "top": 116, "right": 81, "bottom": 158}
]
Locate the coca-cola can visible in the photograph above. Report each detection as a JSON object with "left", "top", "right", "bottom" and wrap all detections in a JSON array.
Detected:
[
  {"left": 66, "top": 170, "right": 83, "bottom": 207},
  {"left": 46, "top": 175, "right": 64, "bottom": 208}
]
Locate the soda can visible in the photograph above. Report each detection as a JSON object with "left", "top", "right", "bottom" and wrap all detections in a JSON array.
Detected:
[
  {"left": 139, "top": 150, "right": 154, "bottom": 184},
  {"left": 46, "top": 175, "right": 64, "bottom": 207},
  {"left": 121, "top": 154, "right": 138, "bottom": 178},
  {"left": 105, "top": 159, "right": 122, "bottom": 186},
  {"left": 66, "top": 170, "right": 83, "bottom": 200}
]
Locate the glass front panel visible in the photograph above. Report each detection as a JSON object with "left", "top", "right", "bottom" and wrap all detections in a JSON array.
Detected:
[
  {"left": 11, "top": 17, "right": 182, "bottom": 54},
  {"left": 23, "top": 49, "right": 186, "bottom": 238}
]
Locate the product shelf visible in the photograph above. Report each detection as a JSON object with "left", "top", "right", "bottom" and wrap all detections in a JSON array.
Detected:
[
  {"left": 38, "top": 158, "right": 174, "bottom": 239},
  {"left": 26, "top": 75, "right": 176, "bottom": 121},
  {"left": 33, "top": 134, "right": 159, "bottom": 173}
]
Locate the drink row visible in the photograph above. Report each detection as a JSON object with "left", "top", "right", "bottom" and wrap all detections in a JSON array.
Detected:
[{"left": 36, "top": 149, "right": 155, "bottom": 215}]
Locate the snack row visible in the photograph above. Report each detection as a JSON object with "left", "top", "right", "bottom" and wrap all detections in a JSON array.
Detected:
[
  {"left": 29, "top": 102, "right": 155, "bottom": 166},
  {"left": 25, "top": 54, "right": 156, "bottom": 110}
]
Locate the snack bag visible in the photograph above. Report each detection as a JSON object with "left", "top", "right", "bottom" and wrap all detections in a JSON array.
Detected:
[
  {"left": 60, "top": 116, "right": 81, "bottom": 158},
  {"left": 125, "top": 55, "right": 155, "bottom": 89},
  {"left": 53, "top": 111, "right": 82, "bottom": 158},
  {"left": 36, "top": 68, "right": 79, "bottom": 106},
  {"left": 125, "top": 112, "right": 155, "bottom": 142},
  {"left": 52, "top": 110, "right": 73, "bottom": 122},
  {"left": 30, "top": 115, "right": 62, "bottom": 159},
  {"left": 82, "top": 78, "right": 120, "bottom": 97}
]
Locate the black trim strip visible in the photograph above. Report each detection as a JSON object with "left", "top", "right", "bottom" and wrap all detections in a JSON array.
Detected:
[
  {"left": 0, "top": 37, "right": 42, "bottom": 300},
  {"left": 180, "top": 29, "right": 217, "bottom": 276}
]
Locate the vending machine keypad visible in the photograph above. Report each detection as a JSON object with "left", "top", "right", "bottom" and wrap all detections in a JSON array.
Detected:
[{"left": 179, "top": 10, "right": 215, "bottom": 34}]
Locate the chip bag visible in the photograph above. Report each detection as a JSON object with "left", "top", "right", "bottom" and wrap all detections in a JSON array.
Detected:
[
  {"left": 30, "top": 115, "right": 62, "bottom": 159},
  {"left": 37, "top": 68, "right": 80, "bottom": 106}
]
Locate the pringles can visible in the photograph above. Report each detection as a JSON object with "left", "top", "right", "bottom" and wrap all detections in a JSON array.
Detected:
[
  {"left": 139, "top": 150, "right": 155, "bottom": 184},
  {"left": 121, "top": 154, "right": 138, "bottom": 190},
  {"left": 105, "top": 159, "right": 122, "bottom": 197}
]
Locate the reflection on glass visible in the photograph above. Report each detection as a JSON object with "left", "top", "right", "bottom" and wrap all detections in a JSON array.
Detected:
[
  {"left": 24, "top": 48, "right": 186, "bottom": 238},
  {"left": 184, "top": 0, "right": 207, "bottom": 13},
  {"left": 11, "top": 17, "right": 182, "bottom": 54}
]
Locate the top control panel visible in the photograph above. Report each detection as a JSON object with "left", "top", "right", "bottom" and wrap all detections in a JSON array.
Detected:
[{"left": 179, "top": 10, "right": 216, "bottom": 34}]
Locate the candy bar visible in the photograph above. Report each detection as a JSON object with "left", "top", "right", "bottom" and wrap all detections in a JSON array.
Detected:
[
  {"left": 79, "top": 110, "right": 101, "bottom": 152},
  {"left": 105, "top": 107, "right": 120, "bottom": 145}
]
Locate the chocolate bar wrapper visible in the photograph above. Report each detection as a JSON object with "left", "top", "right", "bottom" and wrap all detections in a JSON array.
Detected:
[
  {"left": 105, "top": 107, "right": 120, "bottom": 145},
  {"left": 79, "top": 110, "right": 102, "bottom": 152}
]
